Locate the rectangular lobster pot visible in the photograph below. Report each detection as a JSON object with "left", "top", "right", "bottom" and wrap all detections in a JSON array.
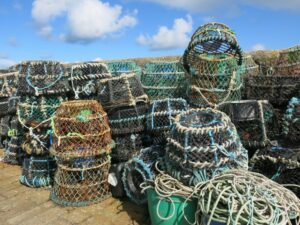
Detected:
[
  {"left": 107, "top": 61, "right": 142, "bottom": 78},
  {"left": 282, "top": 97, "right": 300, "bottom": 143},
  {"left": 276, "top": 45, "right": 300, "bottom": 76}
]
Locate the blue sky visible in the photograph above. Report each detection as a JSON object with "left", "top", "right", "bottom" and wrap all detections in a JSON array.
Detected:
[{"left": 0, "top": 0, "right": 300, "bottom": 68}]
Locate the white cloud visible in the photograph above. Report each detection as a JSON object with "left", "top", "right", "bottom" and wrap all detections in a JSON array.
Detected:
[
  {"left": 32, "top": 0, "right": 137, "bottom": 43},
  {"left": 0, "top": 57, "right": 16, "bottom": 69},
  {"left": 137, "top": 15, "right": 193, "bottom": 51},
  {"left": 252, "top": 43, "right": 266, "bottom": 51},
  {"left": 93, "top": 57, "right": 103, "bottom": 61}
]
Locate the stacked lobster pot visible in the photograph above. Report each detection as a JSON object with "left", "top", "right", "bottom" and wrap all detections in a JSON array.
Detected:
[
  {"left": 164, "top": 108, "right": 248, "bottom": 186},
  {"left": 0, "top": 71, "right": 21, "bottom": 163},
  {"left": 182, "top": 22, "right": 243, "bottom": 107},
  {"left": 141, "top": 61, "right": 186, "bottom": 101},
  {"left": 17, "top": 61, "right": 69, "bottom": 187},
  {"left": 107, "top": 61, "right": 142, "bottom": 78},
  {"left": 282, "top": 97, "right": 300, "bottom": 143},
  {"left": 68, "top": 62, "right": 111, "bottom": 100},
  {"left": 50, "top": 100, "right": 112, "bottom": 206}
]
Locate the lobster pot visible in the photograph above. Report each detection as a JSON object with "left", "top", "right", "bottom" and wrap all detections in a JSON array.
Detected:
[
  {"left": 51, "top": 100, "right": 112, "bottom": 159},
  {"left": 19, "top": 155, "right": 56, "bottom": 188},
  {"left": 250, "top": 145, "right": 300, "bottom": 197},
  {"left": 0, "top": 115, "right": 11, "bottom": 137},
  {"left": 245, "top": 75, "right": 300, "bottom": 107},
  {"left": 0, "top": 72, "right": 18, "bottom": 97},
  {"left": 69, "top": 63, "right": 111, "bottom": 99},
  {"left": 108, "top": 103, "right": 148, "bottom": 135},
  {"left": 98, "top": 73, "right": 148, "bottom": 110},
  {"left": 107, "top": 61, "right": 142, "bottom": 78},
  {"left": 0, "top": 96, "right": 18, "bottom": 117},
  {"left": 18, "top": 95, "right": 67, "bottom": 127},
  {"left": 22, "top": 127, "right": 51, "bottom": 155},
  {"left": 146, "top": 98, "right": 188, "bottom": 145},
  {"left": 183, "top": 22, "right": 243, "bottom": 68},
  {"left": 283, "top": 97, "right": 300, "bottom": 142},
  {"left": 218, "top": 100, "right": 277, "bottom": 149},
  {"left": 50, "top": 155, "right": 111, "bottom": 206},
  {"left": 122, "top": 146, "right": 165, "bottom": 205},
  {"left": 3, "top": 137, "right": 24, "bottom": 165},
  {"left": 141, "top": 61, "right": 186, "bottom": 101},
  {"left": 111, "top": 133, "right": 144, "bottom": 163},
  {"left": 239, "top": 55, "right": 259, "bottom": 78},
  {"left": 165, "top": 108, "right": 248, "bottom": 186},
  {"left": 17, "top": 61, "right": 70, "bottom": 96},
  {"left": 186, "top": 54, "right": 243, "bottom": 107},
  {"left": 277, "top": 45, "right": 300, "bottom": 75}
]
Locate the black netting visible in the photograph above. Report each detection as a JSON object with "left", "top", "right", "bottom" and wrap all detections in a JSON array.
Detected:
[
  {"left": 0, "top": 72, "right": 18, "bottom": 97},
  {"left": 283, "top": 97, "right": 300, "bottom": 142}
]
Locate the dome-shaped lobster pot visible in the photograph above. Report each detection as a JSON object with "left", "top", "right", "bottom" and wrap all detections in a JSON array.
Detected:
[
  {"left": 17, "top": 61, "right": 70, "bottom": 95},
  {"left": 183, "top": 22, "right": 243, "bottom": 69},
  {"left": 50, "top": 154, "right": 111, "bottom": 206},
  {"left": 218, "top": 100, "right": 277, "bottom": 149},
  {"left": 108, "top": 102, "right": 148, "bottom": 135},
  {"left": 97, "top": 73, "right": 148, "bottom": 110},
  {"left": 17, "top": 95, "right": 67, "bottom": 127},
  {"left": 51, "top": 100, "right": 112, "bottom": 159},
  {"left": 165, "top": 108, "right": 248, "bottom": 186},
  {"left": 107, "top": 61, "right": 142, "bottom": 78},
  {"left": 283, "top": 97, "right": 300, "bottom": 143},
  {"left": 277, "top": 45, "right": 300, "bottom": 76},
  {"left": 69, "top": 62, "right": 111, "bottom": 99},
  {"left": 141, "top": 61, "right": 186, "bottom": 101},
  {"left": 19, "top": 155, "right": 56, "bottom": 188},
  {"left": 186, "top": 54, "right": 243, "bottom": 107},
  {"left": 0, "top": 72, "right": 18, "bottom": 97}
]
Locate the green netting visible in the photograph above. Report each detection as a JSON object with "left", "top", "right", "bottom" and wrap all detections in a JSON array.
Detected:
[
  {"left": 282, "top": 97, "right": 300, "bottom": 142},
  {"left": 277, "top": 45, "right": 300, "bottom": 75},
  {"left": 107, "top": 61, "right": 142, "bottom": 78},
  {"left": 141, "top": 61, "right": 186, "bottom": 101}
]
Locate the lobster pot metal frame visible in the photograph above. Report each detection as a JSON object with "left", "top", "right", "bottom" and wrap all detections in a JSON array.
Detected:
[
  {"left": 50, "top": 155, "right": 111, "bottom": 206},
  {"left": 98, "top": 73, "right": 148, "bottom": 110},
  {"left": 69, "top": 62, "right": 111, "bottom": 99},
  {"left": 107, "top": 61, "right": 142, "bottom": 78},
  {"left": 141, "top": 61, "right": 186, "bottom": 101},
  {"left": 19, "top": 155, "right": 56, "bottom": 188},
  {"left": 17, "top": 61, "right": 70, "bottom": 96},
  {"left": 51, "top": 100, "right": 112, "bottom": 159},
  {"left": 277, "top": 45, "right": 300, "bottom": 75},
  {"left": 165, "top": 108, "right": 248, "bottom": 186},
  {"left": 0, "top": 72, "right": 18, "bottom": 97},
  {"left": 282, "top": 97, "right": 300, "bottom": 142}
]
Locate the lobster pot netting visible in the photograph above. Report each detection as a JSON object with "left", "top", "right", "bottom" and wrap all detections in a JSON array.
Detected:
[
  {"left": 239, "top": 55, "right": 259, "bottom": 78},
  {"left": 69, "top": 63, "right": 111, "bottom": 99},
  {"left": 165, "top": 108, "right": 248, "bottom": 186},
  {"left": 218, "top": 100, "right": 277, "bottom": 148},
  {"left": 51, "top": 100, "right": 112, "bottom": 159},
  {"left": 50, "top": 155, "right": 111, "bottom": 206},
  {"left": 107, "top": 61, "right": 142, "bottom": 78},
  {"left": 282, "top": 97, "right": 300, "bottom": 142},
  {"left": 22, "top": 127, "right": 51, "bottom": 155},
  {"left": 251, "top": 51, "right": 279, "bottom": 76},
  {"left": 122, "top": 146, "right": 165, "bottom": 204},
  {"left": 0, "top": 115, "right": 11, "bottom": 137},
  {"left": 108, "top": 103, "right": 148, "bottom": 135},
  {"left": 0, "top": 72, "right": 18, "bottom": 97},
  {"left": 277, "top": 45, "right": 300, "bottom": 75},
  {"left": 111, "top": 133, "right": 144, "bottom": 163},
  {"left": 0, "top": 96, "right": 19, "bottom": 117},
  {"left": 18, "top": 61, "right": 70, "bottom": 95},
  {"left": 3, "top": 137, "right": 24, "bottom": 165},
  {"left": 141, "top": 61, "right": 186, "bottom": 101},
  {"left": 98, "top": 73, "right": 148, "bottom": 110},
  {"left": 18, "top": 95, "right": 67, "bottom": 127},
  {"left": 186, "top": 54, "right": 243, "bottom": 107},
  {"left": 250, "top": 145, "right": 300, "bottom": 197},
  {"left": 20, "top": 155, "right": 56, "bottom": 188},
  {"left": 244, "top": 75, "right": 300, "bottom": 107}
]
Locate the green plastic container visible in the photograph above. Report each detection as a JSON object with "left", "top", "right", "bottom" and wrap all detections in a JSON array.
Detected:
[{"left": 147, "top": 188, "right": 197, "bottom": 225}]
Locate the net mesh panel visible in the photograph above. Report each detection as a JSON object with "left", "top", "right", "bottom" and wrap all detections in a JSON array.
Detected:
[
  {"left": 18, "top": 95, "right": 67, "bottom": 127},
  {"left": 98, "top": 73, "right": 148, "bottom": 110},
  {"left": 141, "top": 61, "right": 186, "bottom": 101},
  {"left": 111, "top": 133, "right": 144, "bottom": 163},
  {"left": 18, "top": 61, "right": 70, "bottom": 95},
  {"left": 19, "top": 155, "right": 56, "bottom": 188},
  {"left": 51, "top": 100, "right": 112, "bottom": 159},
  {"left": 277, "top": 45, "right": 300, "bottom": 76},
  {"left": 0, "top": 72, "right": 18, "bottom": 97},
  {"left": 0, "top": 97, "right": 10, "bottom": 117},
  {"left": 50, "top": 154, "right": 111, "bottom": 206},
  {"left": 282, "top": 97, "right": 300, "bottom": 142},
  {"left": 108, "top": 103, "right": 148, "bottom": 135},
  {"left": 0, "top": 115, "right": 11, "bottom": 137},
  {"left": 107, "top": 61, "right": 142, "bottom": 78},
  {"left": 164, "top": 108, "right": 248, "bottom": 186},
  {"left": 185, "top": 54, "right": 243, "bottom": 107},
  {"left": 69, "top": 63, "right": 111, "bottom": 99},
  {"left": 22, "top": 127, "right": 51, "bottom": 155},
  {"left": 122, "top": 146, "right": 165, "bottom": 204},
  {"left": 218, "top": 100, "right": 277, "bottom": 148},
  {"left": 251, "top": 51, "right": 279, "bottom": 76},
  {"left": 239, "top": 55, "right": 259, "bottom": 78}
]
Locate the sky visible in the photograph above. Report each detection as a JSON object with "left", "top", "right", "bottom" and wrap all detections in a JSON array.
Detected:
[{"left": 0, "top": 0, "right": 300, "bottom": 69}]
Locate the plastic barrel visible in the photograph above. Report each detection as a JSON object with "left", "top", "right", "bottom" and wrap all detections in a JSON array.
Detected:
[{"left": 147, "top": 188, "right": 197, "bottom": 225}]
